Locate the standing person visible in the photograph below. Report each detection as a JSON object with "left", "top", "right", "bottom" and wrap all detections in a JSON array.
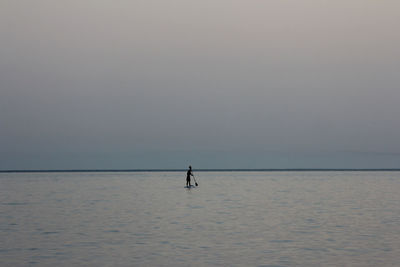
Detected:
[{"left": 186, "top": 166, "right": 194, "bottom": 187}]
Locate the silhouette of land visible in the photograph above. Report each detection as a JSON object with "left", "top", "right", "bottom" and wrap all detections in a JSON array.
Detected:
[{"left": 1, "top": 169, "right": 399, "bottom": 173}]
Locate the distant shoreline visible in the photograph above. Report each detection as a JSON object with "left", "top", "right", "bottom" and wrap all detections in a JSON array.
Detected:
[{"left": 1, "top": 169, "right": 400, "bottom": 173}]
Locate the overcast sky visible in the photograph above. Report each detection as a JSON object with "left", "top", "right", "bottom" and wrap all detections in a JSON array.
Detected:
[{"left": 1, "top": 0, "right": 400, "bottom": 169}]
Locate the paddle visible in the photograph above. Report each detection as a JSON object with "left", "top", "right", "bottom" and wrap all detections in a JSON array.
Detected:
[{"left": 193, "top": 176, "right": 199, "bottom": 186}]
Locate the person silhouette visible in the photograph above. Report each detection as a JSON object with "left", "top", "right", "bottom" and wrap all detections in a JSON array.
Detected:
[{"left": 186, "top": 166, "right": 194, "bottom": 187}]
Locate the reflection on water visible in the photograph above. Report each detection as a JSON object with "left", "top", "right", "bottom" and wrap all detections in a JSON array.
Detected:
[{"left": 1, "top": 171, "right": 399, "bottom": 266}]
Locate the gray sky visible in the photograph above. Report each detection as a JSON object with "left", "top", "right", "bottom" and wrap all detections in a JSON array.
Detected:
[{"left": 1, "top": 0, "right": 400, "bottom": 169}]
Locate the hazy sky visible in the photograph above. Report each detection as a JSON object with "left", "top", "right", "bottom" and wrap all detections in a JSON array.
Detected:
[{"left": 1, "top": 0, "right": 400, "bottom": 169}]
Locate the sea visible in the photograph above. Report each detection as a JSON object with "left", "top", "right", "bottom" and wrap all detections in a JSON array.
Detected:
[{"left": 1, "top": 171, "right": 399, "bottom": 266}]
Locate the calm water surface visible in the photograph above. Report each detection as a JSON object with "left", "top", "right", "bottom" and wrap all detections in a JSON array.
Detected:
[{"left": 1, "top": 171, "right": 399, "bottom": 266}]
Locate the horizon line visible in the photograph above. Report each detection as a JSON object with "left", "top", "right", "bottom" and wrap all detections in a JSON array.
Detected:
[{"left": 1, "top": 168, "right": 400, "bottom": 173}]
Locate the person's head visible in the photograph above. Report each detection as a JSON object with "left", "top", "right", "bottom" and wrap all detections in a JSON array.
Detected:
[{"left": 189, "top": 165, "right": 192, "bottom": 170}]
